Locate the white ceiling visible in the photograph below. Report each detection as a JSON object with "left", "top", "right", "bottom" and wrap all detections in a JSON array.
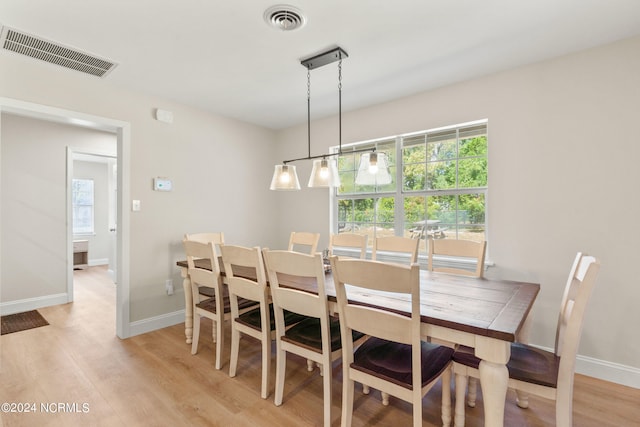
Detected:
[{"left": 2, "top": 0, "right": 640, "bottom": 130}]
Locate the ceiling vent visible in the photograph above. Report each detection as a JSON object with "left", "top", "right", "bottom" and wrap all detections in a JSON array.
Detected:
[
  {"left": 0, "top": 25, "right": 118, "bottom": 78},
  {"left": 264, "top": 5, "right": 307, "bottom": 31}
]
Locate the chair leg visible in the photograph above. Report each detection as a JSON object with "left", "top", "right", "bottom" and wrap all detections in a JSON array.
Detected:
[
  {"left": 467, "top": 377, "right": 478, "bottom": 408},
  {"left": 341, "top": 371, "right": 354, "bottom": 427},
  {"left": 322, "top": 359, "right": 332, "bottom": 427},
  {"left": 229, "top": 324, "right": 240, "bottom": 378},
  {"left": 515, "top": 389, "right": 530, "bottom": 409},
  {"left": 454, "top": 373, "right": 468, "bottom": 427},
  {"left": 191, "top": 313, "right": 201, "bottom": 355},
  {"left": 442, "top": 367, "right": 452, "bottom": 427},
  {"left": 307, "top": 359, "right": 315, "bottom": 372},
  {"left": 214, "top": 318, "right": 224, "bottom": 370},
  {"left": 274, "top": 342, "right": 286, "bottom": 406},
  {"left": 381, "top": 391, "right": 390, "bottom": 406},
  {"left": 362, "top": 384, "right": 370, "bottom": 394},
  {"left": 260, "top": 335, "right": 271, "bottom": 399}
]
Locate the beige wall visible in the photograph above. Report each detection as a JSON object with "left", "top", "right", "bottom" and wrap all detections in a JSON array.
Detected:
[
  {"left": 274, "top": 35, "right": 640, "bottom": 373},
  {"left": 1, "top": 116, "right": 115, "bottom": 302},
  {"left": 0, "top": 52, "right": 280, "bottom": 322}
]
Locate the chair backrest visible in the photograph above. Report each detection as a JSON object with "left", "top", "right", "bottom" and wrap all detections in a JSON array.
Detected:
[
  {"left": 183, "top": 240, "right": 222, "bottom": 301},
  {"left": 553, "top": 252, "right": 600, "bottom": 400},
  {"left": 328, "top": 233, "right": 368, "bottom": 259},
  {"left": 555, "top": 253, "right": 600, "bottom": 359},
  {"left": 220, "top": 245, "right": 267, "bottom": 306},
  {"left": 288, "top": 231, "right": 320, "bottom": 255},
  {"left": 372, "top": 236, "right": 419, "bottom": 264},
  {"left": 184, "top": 232, "right": 225, "bottom": 245},
  {"left": 427, "top": 239, "right": 486, "bottom": 277},
  {"left": 262, "top": 249, "right": 328, "bottom": 320},
  {"left": 331, "top": 257, "right": 422, "bottom": 386}
]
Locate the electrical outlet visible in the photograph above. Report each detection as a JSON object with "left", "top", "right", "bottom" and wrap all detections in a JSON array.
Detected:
[{"left": 165, "top": 279, "right": 174, "bottom": 295}]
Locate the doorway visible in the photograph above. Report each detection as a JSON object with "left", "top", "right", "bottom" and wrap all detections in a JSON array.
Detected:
[
  {"left": 69, "top": 151, "right": 117, "bottom": 302},
  {"left": 0, "top": 97, "right": 131, "bottom": 338}
]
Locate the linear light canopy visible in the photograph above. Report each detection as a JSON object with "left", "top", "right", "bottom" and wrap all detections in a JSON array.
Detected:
[{"left": 270, "top": 47, "right": 389, "bottom": 191}]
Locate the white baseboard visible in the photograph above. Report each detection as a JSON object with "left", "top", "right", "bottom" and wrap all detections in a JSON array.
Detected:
[
  {"left": 0, "top": 293, "right": 70, "bottom": 315},
  {"left": 534, "top": 344, "right": 640, "bottom": 389},
  {"left": 128, "top": 309, "right": 185, "bottom": 338},
  {"left": 89, "top": 258, "right": 109, "bottom": 266},
  {"left": 575, "top": 353, "right": 640, "bottom": 389}
]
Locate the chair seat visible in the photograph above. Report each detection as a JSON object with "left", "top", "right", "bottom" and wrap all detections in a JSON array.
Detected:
[
  {"left": 453, "top": 342, "right": 560, "bottom": 388},
  {"left": 195, "top": 292, "right": 258, "bottom": 314},
  {"left": 352, "top": 337, "right": 454, "bottom": 390},
  {"left": 282, "top": 316, "right": 365, "bottom": 354},
  {"left": 236, "top": 304, "right": 307, "bottom": 332}
]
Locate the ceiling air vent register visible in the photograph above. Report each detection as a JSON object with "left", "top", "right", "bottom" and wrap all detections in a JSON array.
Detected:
[
  {"left": 264, "top": 5, "right": 307, "bottom": 31},
  {"left": 0, "top": 25, "right": 118, "bottom": 78}
]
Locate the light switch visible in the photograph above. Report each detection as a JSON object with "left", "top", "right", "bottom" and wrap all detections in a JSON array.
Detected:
[{"left": 132, "top": 200, "right": 141, "bottom": 211}]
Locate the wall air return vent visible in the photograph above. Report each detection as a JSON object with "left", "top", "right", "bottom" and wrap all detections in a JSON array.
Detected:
[{"left": 0, "top": 25, "right": 118, "bottom": 78}]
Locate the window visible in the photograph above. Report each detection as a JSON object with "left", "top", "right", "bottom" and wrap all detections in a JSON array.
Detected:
[
  {"left": 72, "top": 179, "right": 94, "bottom": 234},
  {"left": 333, "top": 121, "right": 487, "bottom": 255}
]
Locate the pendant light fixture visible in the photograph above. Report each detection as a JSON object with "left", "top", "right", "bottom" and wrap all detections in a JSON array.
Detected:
[
  {"left": 355, "top": 152, "right": 392, "bottom": 185},
  {"left": 270, "top": 47, "right": 389, "bottom": 190}
]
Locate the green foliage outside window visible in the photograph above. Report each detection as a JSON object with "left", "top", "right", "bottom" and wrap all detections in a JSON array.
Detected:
[{"left": 335, "top": 122, "right": 487, "bottom": 248}]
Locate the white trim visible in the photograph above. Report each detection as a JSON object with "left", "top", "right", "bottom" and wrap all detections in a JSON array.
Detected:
[
  {"left": 89, "top": 258, "right": 109, "bottom": 266},
  {"left": 0, "top": 293, "right": 69, "bottom": 316},
  {"left": 128, "top": 310, "right": 185, "bottom": 337},
  {"left": 0, "top": 96, "right": 131, "bottom": 339},
  {"left": 532, "top": 344, "right": 640, "bottom": 389}
]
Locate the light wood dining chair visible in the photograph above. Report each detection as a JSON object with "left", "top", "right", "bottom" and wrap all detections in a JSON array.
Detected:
[
  {"left": 221, "top": 244, "right": 305, "bottom": 399},
  {"left": 287, "top": 231, "right": 320, "bottom": 254},
  {"left": 428, "top": 238, "right": 487, "bottom": 278},
  {"left": 184, "top": 232, "right": 225, "bottom": 299},
  {"left": 331, "top": 257, "right": 454, "bottom": 427},
  {"left": 452, "top": 252, "right": 601, "bottom": 427},
  {"left": 372, "top": 235, "right": 419, "bottom": 264},
  {"left": 183, "top": 240, "right": 257, "bottom": 370},
  {"left": 262, "top": 249, "right": 364, "bottom": 427},
  {"left": 328, "top": 233, "right": 368, "bottom": 259}
]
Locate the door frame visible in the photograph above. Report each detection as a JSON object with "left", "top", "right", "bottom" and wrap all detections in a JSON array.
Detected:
[{"left": 0, "top": 97, "right": 131, "bottom": 339}]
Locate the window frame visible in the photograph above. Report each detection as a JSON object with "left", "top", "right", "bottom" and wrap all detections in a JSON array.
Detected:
[
  {"left": 72, "top": 178, "right": 95, "bottom": 235},
  {"left": 331, "top": 120, "right": 488, "bottom": 262}
]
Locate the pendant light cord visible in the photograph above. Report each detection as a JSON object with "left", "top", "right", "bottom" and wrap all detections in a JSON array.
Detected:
[
  {"left": 338, "top": 58, "right": 342, "bottom": 154},
  {"left": 307, "top": 67, "right": 311, "bottom": 158}
]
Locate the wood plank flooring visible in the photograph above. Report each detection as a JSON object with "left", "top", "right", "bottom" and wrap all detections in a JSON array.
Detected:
[{"left": 0, "top": 266, "right": 638, "bottom": 426}]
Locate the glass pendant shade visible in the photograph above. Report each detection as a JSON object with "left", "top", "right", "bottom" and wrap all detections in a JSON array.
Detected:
[
  {"left": 308, "top": 158, "right": 341, "bottom": 188},
  {"left": 270, "top": 164, "right": 301, "bottom": 190},
  {"left": 355, "top": 152, "right": 392, "bottom": 185}
]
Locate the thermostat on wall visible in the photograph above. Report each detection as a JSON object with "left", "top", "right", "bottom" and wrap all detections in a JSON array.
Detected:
[{"left": 153, "top": 177, "right": 173, "bottom": 191}]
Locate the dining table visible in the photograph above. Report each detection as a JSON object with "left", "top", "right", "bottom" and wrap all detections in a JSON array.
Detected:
[{"left": 176, "top": 257, "right": 540, "bottom": 427}]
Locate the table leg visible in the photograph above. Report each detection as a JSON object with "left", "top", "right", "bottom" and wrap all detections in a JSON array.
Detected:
[
  {"left": 479, "top": 360, "right": 508, "bottom": 426},
  {"left": 180, "top": 267, "right": 193, "bottom": 344},
  {"left": 476, "top": 337, "right": 510, "bottom": 427},
  {"left": 514, "top": 309, "right": 534, "bottom": 408}
]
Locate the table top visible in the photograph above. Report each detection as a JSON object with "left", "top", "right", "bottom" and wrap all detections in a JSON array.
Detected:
[{"left": 177, "top": 258, "right": 539, "bottom": 342}]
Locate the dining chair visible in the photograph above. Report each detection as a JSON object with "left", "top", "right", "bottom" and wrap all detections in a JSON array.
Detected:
[
  {"left": 262, "top": 249, "right": 364, "bottom": 427},
  {"left": 184, "top": 232, "right": 225, "bottom": 299},
  {"left": 288, "top": 231, "right": 320, "bottom": 254},
  {"left": 452, "top": 252, "right": 600, "bottom": 427},
  {"left": 328, "top": 233, "right": 368, "bottom": 259},
  {"left": 183, "top": 240, "right": 257, "bottom": 370},
  {"left": 427, "top": 238, "right": 487, "bottom": 278},
  {"left": 372, "top": 235, "right": 419, "bottom": 264},
  {"left": 221, "top": 244, "right": 305, "bottom": 399},
  {"left": 330, "top": 257, "right": 454, "bottom": 427}
]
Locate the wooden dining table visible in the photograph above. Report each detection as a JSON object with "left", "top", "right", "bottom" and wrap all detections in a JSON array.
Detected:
[{"left": 176, "top": 257, "right": 540, "bottom": 427}]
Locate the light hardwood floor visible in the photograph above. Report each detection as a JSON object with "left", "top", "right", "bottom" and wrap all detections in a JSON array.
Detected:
[{"left": 0, "top": 266, "right": 638, "bottom": 426}]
